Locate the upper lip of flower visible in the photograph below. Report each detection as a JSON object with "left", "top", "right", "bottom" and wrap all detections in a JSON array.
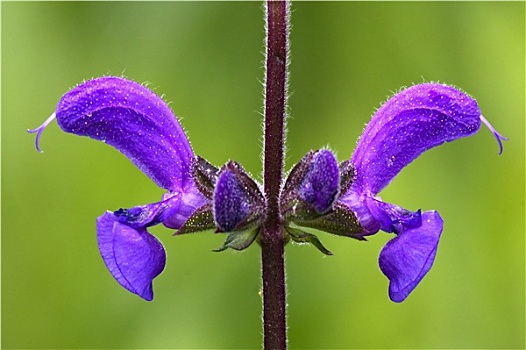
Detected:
[{"left": 28, "top": 76, "right": 196, "bottom": 191}]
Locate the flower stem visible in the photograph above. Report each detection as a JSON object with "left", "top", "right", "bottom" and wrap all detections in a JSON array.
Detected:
[{"left": 261, "top": 1, "right": 289, "bottom": 349}]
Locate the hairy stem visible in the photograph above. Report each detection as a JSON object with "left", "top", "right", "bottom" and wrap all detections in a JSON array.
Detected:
[{"left": 261, "top": 1, "right": 289, "bottom": 349}]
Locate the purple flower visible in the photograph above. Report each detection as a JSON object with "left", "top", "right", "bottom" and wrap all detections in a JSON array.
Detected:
[
  {"left": 29, "top": 76, "right": 208, "bottom": 300},
  {"left": 30, "top": 78, "right": 506, "bottom": 303},
  {"left": 291, "top": 83, "right": 506, "bottom": 302},
  {"left": 342, "top": 83, "right": 506, "bottom": 302}
]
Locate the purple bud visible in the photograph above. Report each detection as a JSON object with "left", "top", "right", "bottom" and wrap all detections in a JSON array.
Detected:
[
  {"left": 297, "top": 149, "right": 340, "bottom": 214},
  {"left": 213, "top": 162, "right": 264, "bottom": 232}
]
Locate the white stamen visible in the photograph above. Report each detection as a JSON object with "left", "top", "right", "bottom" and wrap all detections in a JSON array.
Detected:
[
  {"left": 27, "top": 113, "right": 57, "bottom": 153},
  {"left": 480, "top": 115, "right": 508, "bottom": 155}
]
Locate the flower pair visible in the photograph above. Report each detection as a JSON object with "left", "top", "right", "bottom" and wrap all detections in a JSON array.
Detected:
[{"left": 29, "top": 76, "right": 505, "bottom": 302}]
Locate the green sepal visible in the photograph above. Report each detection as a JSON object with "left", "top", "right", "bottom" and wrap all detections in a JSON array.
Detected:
[
  {"left": 176, "top": 203, "right": 215, "bottom": 235},
  {"left": 230, "top": 210, "right": 264, "bottom": 233},
  {"left": 281, "top": 151, "right": 314, "bottom": 217},
  {"left": 213, "top": 226, "right": 260, "bottom": 252},
  {"left": 286, "top": 226, "right": 333, "bottom": 255},
  {"left": 282, "top": 152, "right": 313, "bottom": 200},
  {"left": 288, "top": 200, "right": 324, "bottom": 222},
  {"left": 292, "top": 202, "right": 367, "bottom": 241},
  {"left": 192, "top": 155, "right": 220, "bottom": 199},
  {"left": 338, "top": 159, "right": 355, "bottom": 195}
]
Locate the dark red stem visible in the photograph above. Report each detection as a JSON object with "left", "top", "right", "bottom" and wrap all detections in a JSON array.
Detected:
[{"left": 261, "top": 1, "right": 289, "bottom": 349}]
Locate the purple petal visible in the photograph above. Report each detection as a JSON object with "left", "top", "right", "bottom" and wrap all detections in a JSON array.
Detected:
[
  {"left": 351, "top": 84, "right": 482, "bottom": 195},
  {"left": 298, "top": 149, "right": 340, "bottom": 214},
  {"left": 365, "top": 197, "right": 422, "bottom": 234},
  {"left": 113, "top": 195, "right": 181, "bottom": 229},
  {"left": 96, "top": 211, "right": 166, "bottom": 301},
  {"left": 379, "top": 210, "right": 443, "bottom": 302},
  {"left": 337, "top": 190, "right": 382, "bottom": 236},
  {"left": 161, "top": 184, "right": 209, "bottom": 230},
  {"left": 54, "top": 76, "right": 192, "bottom": 191}
]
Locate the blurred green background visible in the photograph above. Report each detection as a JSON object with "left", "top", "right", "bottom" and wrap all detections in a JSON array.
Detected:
[{"left": 2, "top": 2, "right": 524, "bottom": 349}]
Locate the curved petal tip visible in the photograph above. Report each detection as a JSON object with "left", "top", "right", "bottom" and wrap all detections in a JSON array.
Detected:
[
  {"left": 379, "top": 210, "right": 443, "bottom": 302},
  {"left": 96, "top": 211, "right": 166, "bottom": 301}
]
